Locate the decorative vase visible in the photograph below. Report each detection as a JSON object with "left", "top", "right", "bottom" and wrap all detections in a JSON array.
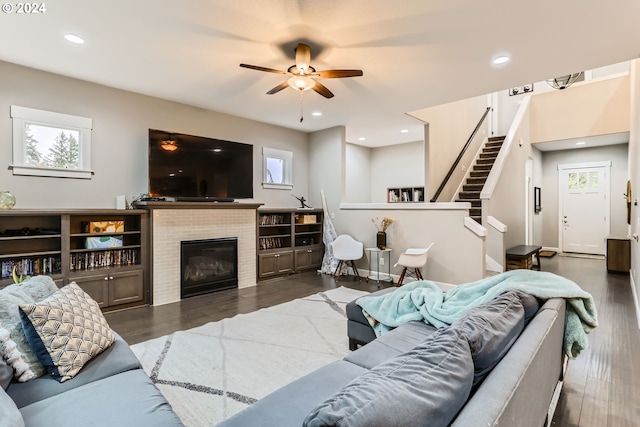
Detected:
[
  {"left": 376, "top": 231, "right": 387, "bottom": 250},
  {"left": 0, "top": 191, "right": 16, "bottom": 210}
]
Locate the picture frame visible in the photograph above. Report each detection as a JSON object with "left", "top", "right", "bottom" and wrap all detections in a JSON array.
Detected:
[{"left": 534, "top": 186, "right": 542, "bottom": 213}]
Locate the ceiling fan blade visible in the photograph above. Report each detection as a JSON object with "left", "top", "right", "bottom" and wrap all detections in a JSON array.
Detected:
[
  {"left": 266, "top": 81, "right": 289, "bottom": 94},
  {"left": 295, "top": 43, "right": 311, "bottom": 74},
  {"left": 240, "top": 64, "right": 287, "bottom": 74},
  {"left": 312, "top": 81, "right": 334, "bottom": 98},
  {"left": 315, "top": 69, "right": 364, "bottom": 78}
]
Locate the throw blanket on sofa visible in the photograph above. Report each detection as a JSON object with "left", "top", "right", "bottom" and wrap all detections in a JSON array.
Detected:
[{"left": 357, "top": 270, "right": 598, "bottom": 358}]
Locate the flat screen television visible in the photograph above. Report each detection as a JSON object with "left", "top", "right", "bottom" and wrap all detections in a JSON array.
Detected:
[{"left": 148, "top": 129, "right": 253, "bottom": 201}]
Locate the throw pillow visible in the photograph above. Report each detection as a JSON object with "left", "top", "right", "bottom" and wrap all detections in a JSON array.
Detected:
[
  {"left": 19, "top": 282, "right": 115, "bottom": 383},
  {"left": 303, "top": 326, "right": 474, "bottom": 427},
  {"left": 451, "top": 290, "right": 527, "bottom": 386},
  {"left": 0, "top": 338, "right": 13, "bottom": 390},
  {"left": 0, "top": 276, "right": 59, "bottom": 382}
]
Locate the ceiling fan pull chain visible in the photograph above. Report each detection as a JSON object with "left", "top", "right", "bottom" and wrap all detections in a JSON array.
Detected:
[{"left": 300, "top": 91, "right": 304, "bottom": 123}]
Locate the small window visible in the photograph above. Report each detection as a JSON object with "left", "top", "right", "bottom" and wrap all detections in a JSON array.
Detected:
[
  {"left": 262, "top": 147, "right": 293, "bottom": 190},
  {"left": 10, "top": 105, "right": 93, "bottom": 179}
]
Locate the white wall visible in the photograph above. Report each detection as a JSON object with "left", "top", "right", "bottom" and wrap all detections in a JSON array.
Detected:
[
  {"left": 540, "top": 144, "right": 629, "bottom": 249},
  {"left": 345, "top": 143, "right": 372, "bottom": 203},
  {"left": 308, "top": 126, "right": 345, "bottom": 212},
  {"left": 0, "top": 61, "right": 309, "bottom": 209},
  {"left": 339, "top": 206, "right": 485, "bottom": 284},
  {"left": 628, "top": 60, "right": 640, "bottom": 326},
  {"left": 496, "top": 61, "right": 631, "bottom": 137},
  {"left": 409, "top": 96, "right": 489, "bottom": 197},
  {"left": 369, "top": 141, "right": 424, "bottom": 203}
]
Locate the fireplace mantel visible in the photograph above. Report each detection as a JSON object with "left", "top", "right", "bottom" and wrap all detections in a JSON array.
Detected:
[{"left": 137, "top": 203, "right": 261, "bottom": 306}]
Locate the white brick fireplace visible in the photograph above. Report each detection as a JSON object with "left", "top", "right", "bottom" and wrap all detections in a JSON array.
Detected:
[{"left": 146, "top": 205, "right": 259, "bottom": 306}]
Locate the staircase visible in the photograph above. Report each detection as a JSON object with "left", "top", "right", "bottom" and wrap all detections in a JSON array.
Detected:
[{"left": 456, "top": 136, "right": 505, "bottom": 224}]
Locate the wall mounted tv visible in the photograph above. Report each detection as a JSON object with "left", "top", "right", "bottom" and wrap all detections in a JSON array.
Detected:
[{"left": 148, "top": 129, "right": 253, "bottom": 201}]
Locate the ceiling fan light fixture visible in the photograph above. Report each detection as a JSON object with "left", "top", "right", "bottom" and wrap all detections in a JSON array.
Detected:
[{"left": 288, "top": 75, "right": 316, "bottom": 91}]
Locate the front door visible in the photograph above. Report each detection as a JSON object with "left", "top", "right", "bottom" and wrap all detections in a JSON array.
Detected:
[{"left": 559, "top": 163, "right": 610, "bottom": 255}]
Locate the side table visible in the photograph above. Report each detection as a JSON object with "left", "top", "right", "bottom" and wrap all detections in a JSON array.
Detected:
[{"left": 365, "top": 247, "right": 394, "bottom": 284}]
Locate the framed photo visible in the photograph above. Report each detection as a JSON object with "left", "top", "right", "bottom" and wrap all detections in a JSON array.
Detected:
[{"left": 534, "top": 187, "right": 542, "bottom": 213}]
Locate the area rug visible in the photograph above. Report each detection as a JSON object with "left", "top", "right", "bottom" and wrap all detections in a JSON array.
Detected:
[{"left": 130, "top": 286, "right": 369, "bottom": 427}]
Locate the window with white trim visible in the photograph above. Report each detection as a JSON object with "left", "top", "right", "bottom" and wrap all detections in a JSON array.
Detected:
[
  {"left": 262, "top": 147, "right": 293, "bottom": 190},
  {"left": 10, "top": 105, "right": 93, "bottom": 179}
]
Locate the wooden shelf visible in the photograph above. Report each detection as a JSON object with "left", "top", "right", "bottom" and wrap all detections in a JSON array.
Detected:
[
  {"left": 0, "top": 209, "right": 149, "bottom": 311},
  {"left": 257, "top": 208, "right": 324, "bottom": 280}
]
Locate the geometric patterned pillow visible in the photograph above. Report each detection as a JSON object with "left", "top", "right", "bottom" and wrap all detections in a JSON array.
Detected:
[{"left": 18, "top": 282, "right": 115, "bottom": 383}]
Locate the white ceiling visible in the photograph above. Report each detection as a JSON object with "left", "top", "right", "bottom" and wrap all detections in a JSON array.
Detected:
[{"left": 1, "top": 0, "right": 639, "bottom": 147}]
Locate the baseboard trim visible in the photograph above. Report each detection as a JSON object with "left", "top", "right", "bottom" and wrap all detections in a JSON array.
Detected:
[{"left": 630, "top": 272, "right": 640, "bottom": 330}]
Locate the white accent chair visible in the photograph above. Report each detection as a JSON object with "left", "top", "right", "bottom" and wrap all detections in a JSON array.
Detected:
[
  {"left": 331, "top": 235, "right": 364, "bottom": 281},
  {"left": 394, "top": 243, "right": 434, "bottom": 286}
]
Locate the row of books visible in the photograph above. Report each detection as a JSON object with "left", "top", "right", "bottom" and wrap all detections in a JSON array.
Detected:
[
  {"left": 259, "top": 237, "right": 286, "bottom": 250},
  {"left": 259, "top": 214, "right": 289, "bottom": 225},
  {"left": 1, "top": 257, "right": 61, "bottom": 279},
  {"left": 70, "top": 249, "right": 139, "bottom": 271}
]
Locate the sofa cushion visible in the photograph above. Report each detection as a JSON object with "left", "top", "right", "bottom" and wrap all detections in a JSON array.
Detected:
[
  {"left": 344, "top": 321, "right": 437, "bottom": 369},
  {"left": 218, "top": 360, "right": 368, "bottom": 427},
  {"left": 0, "top": 387, "right": 25, "bottom": 427},
  {"left": 452, "top": 290, "right": 528, "bottom": 385},
  {"left": 303, "top": 326, "right": 474, "bottom": 427},
  {"left": 7, "top": 332, "right": 140, "bottom": 408},
  {"left": 18, "top": 369, "right": 183, "bottom": 427},
  {"left": 19, "top": 282, "right": 115, "bottom": 383},
  {"left": 0, "top": 276, "right": 59, "bottom": 382}
]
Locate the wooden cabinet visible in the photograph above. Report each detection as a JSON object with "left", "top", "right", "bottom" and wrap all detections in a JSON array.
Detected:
[
  {"left": 294, "top": 247, "right": 323, "bottom": 271},
  {"left": 258, "top": 251, "right": 294, "bottom": 278},
  {"left": 71, "top": 270, "right": 144, "bottom": 308},
  {"left": 606, "top": 237, "right": 630, "bottom": 273},
  {"left": 0, "top": 209, "right": 148, "bottom": 311},
  {"left": 257, "top": 209, "right": 324, "bottom": 280}
]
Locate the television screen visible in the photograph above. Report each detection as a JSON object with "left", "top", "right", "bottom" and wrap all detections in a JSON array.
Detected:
[{"left": 148, "top": 129, "right": 253, "bottom": 200}]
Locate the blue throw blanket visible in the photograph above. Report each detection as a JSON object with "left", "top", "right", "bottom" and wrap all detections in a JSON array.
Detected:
[{"left": 357, "top": 270, "right": 598, "bottom": 358}]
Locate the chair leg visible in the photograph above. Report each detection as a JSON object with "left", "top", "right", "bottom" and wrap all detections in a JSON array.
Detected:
[
  {"left": 350, "top": 261, "right": 361, "bottom": 281},
  {"left": 415, "top": 268, "right": 424, "bottom": 281},
  {"left": 333, "top": 260, "right": 343, "bottom": 281},
  {"left": 397, "top": 267, "right": 407, "bottom": 286}
]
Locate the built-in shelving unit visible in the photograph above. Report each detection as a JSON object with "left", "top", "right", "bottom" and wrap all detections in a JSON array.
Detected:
[
  {"left": 257, "top": 208, "right": 324, "bottom": 280},
  {"left": 0, "top": 209, "right": 149, "bottom": 311},
  {"left": 387, "top": 186, "right": 425, "bottom": 203}
]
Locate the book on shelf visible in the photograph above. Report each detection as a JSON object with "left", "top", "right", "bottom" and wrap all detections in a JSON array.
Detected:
[
  {"left": 1, "top": 257, "right": 61, "bottom": 278},
  {"left": 259, "top": 214, "right": 287, "bottom": 225},
  {"left": 70, "top": 249, "right": 139, "bottom": 271}
]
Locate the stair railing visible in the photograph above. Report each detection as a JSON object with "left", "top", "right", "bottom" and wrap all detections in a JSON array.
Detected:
[{"left": 430, "top": 107, "right": 491, "bottom": 202}]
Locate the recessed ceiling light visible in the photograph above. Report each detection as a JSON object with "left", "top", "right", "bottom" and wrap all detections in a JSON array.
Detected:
[
  {"left": 492, "top": 55, "right": 510, "bottom": 65},
  {"left": 311, "top": 111, "right": 322, "bottom": 117},
  {"left": 213, "top": 148, "right": 222, "bottom": 152},
  {"left": 400, "top": 129, "right": 409, "bottom": 133},
  {"left": 576, "top": 141, "right": 586, "bottom": 146},
  {"left": 358, "top": 137, "right": 366, "bottom": 141},
  {"left": 64, "top": 34, "right": 85, "bottom": 44}
]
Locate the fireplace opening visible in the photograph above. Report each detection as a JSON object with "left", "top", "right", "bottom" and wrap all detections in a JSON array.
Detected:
[{"left": 180, "top": 237, "right": 238, "bottom": 298}]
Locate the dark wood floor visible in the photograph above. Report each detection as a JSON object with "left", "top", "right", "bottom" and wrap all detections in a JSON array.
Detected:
[{"left": 104, "top": 256, "right": 640, "bottom": 426}]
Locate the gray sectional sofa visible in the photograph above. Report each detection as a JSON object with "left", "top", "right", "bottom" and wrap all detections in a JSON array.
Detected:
[
  {"left": 219, "top": 288, "right": 566, "bottom": 427},
  {"left": 1, "top": 331, "right": 183, "bottom": 427},
  {"left": 0, "top": 276, "right": 183, "bottom": 427}
]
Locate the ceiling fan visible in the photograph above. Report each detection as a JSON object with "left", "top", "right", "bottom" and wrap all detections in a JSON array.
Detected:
[{"left": 240, "top": 43, "right": 363, "bottom": 99}]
